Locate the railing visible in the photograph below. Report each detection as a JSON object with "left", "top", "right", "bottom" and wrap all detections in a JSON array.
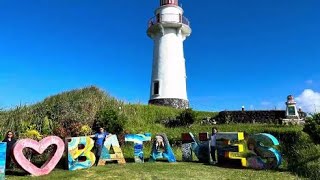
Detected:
[
  {"left": 160, "top": 0, "right": 179, "bottom": 6},
  {"left": 148, "top": 13, "right": 190, "bottom": 28}
]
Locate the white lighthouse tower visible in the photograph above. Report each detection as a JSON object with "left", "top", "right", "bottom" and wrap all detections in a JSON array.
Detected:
[{"left": 147, "top": 0, "right": 191, "bottom": 109}]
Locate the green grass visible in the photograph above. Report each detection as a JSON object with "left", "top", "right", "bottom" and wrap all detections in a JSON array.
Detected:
[{"left": 6, "top": 162, "right": 300, "bottom": 180}]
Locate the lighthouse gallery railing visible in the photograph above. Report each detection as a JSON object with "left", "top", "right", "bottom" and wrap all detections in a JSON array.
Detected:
[{"left": 148, "top": 13, "right": 190, "bottom": 28}]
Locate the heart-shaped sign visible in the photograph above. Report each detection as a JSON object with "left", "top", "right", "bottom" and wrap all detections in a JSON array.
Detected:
[{"left": 12, "top": 136, "right": 65, "bottom": 176}]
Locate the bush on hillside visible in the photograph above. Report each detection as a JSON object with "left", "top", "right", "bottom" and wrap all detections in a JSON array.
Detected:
[
  {"left": 302, "top": 159, "right": 320, "bottom": 180},
  {"left": 159, "top": 108, "right": 196, "bottom": 128},
  {"left": 0, "top": 86, "right": 126, "bottom": 137},
  {"left": 286, "top": 141, "right": 320, "bottom": 179},
  {"left": 41, "top": 86, "right": 110, "bottom": 126},
  {"left": 93, "top": 107, "right": 126, "bottom": 134},
  {"left": 278, "top": 129, "right": 320, "bottom": 180},
  {"left": 53, "top": 119, "right": 83, "bottom": 138},
  {"left": 303, "top": 113, "right": 320, "bottom": 144},
  {"left": 80, "top": 125, "right": 92, "bottom": 136},
  {"left": 177, "top": 108, "right": 196, "bottom": 126},
  {"left": 41, "top": 116, "right": 54, "bottom": 135}
]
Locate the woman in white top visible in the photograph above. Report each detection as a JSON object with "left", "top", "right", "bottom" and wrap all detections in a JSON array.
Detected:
[{"left": 210, "top": 127, "right": 218, "bottom": 163}]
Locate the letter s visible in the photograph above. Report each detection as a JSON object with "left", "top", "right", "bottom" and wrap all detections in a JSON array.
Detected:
[{"left": 247, "top": 133, "right": 282, "bottom": 169}]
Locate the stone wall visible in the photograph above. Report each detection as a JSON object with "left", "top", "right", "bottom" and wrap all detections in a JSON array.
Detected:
[
  {"left": 212, "top": 110, "right": 307, "bottom": 124},
  {"left": 149, "top": 98, "right": 189, "bottom": 109}
]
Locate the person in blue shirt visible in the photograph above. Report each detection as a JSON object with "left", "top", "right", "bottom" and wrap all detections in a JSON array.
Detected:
[{"left": 92, "top": 127, "right": 111, "bottom": 166}]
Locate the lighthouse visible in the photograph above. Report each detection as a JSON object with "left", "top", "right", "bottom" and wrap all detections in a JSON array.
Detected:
[{"left": 147, "top": 0, "right": 192, "bottom": 109}]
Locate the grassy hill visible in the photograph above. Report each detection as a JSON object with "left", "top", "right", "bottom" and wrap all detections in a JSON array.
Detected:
[
  {"left": 0, "top": 86, "right": 300, "bottom": 139},
  {"left": 1, "top": 86, "right": 319, "bottom": 179},
  {"left": 0, "top": 86, "right": 220, "bottom": 138}
]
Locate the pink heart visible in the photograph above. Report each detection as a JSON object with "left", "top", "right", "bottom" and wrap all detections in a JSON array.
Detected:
[{"left": 12, "top": 136, "right": 65, "bottom": 176}]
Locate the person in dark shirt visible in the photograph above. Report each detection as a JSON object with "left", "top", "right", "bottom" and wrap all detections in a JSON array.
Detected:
[
  {"left": 2, "top": 131, "right": 17, "bottom": 169},
  {"left": 91, "top": 127, "right": 111, "bottom": 166}
]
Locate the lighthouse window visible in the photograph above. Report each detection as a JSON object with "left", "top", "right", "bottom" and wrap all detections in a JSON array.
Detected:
[
  {"left": 153, "top": 81, "right": 160, "bottom": 95},
  {"left": 288, "top": 106, "right": 296, "bottom": 116}
]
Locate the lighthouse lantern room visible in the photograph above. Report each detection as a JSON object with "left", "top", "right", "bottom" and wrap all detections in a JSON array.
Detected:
[{"left": 147, "top": 0, "right": 191, "bottom": 109}]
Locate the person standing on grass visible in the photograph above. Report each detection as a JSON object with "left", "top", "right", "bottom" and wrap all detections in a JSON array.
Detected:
[
  {"left": 91, "top": 127, "right": 111, "bottom": 166},
  {"left": 2, "top": 131, "right": 17, "bottom": 169},
  {"left": 210, "top": 127, "right": 218, "bottom": 164}
]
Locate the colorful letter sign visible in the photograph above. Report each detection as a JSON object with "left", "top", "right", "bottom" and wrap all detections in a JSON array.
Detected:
[
  {"left": 216, "top": 132, "right": 282, "bottom": 169},
  {"left": 125, "top": 133, "right": 151, "bottom": 163},
  {"left": 181, "top": 133, "right": 210, "bottom": 163},
  {"left": 246, "top": 133, "right": 282, "bottom": 169},
  {"left": 181, "top": 133, "right": 194, "bottom": 162},
  {"left": 67, "top": 136, "right": 96, "bottom": 171},
  {"left": 149, "top": 133, "right": 176, "bottom": 163},
  {"left": 0, "top": 143, "right": 6, "bottom": 180},
  {"left": 12, "top": 136, "right": 65, "bottom": 176},
  {"left": 99, "top": 135, "right": 126, "bottom": 165},
  {"left": 1, "top": 131, "right": 282, "bottom": 178},
  {"left": 216, "top": 132, "right": 247, "bottom": 167}
]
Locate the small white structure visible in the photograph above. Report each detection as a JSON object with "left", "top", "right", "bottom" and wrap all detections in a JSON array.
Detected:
[
  {"left": 283, "top": 95, "right": 305, "bottom": 125},
  {"left": 147, "top": 0, "right": 191, "bottom": 109},
  {"left": 285, "top": 95, "right": 299, "bottom": 118}
]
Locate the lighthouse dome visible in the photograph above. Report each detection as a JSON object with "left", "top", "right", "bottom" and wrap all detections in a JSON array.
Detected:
[{"left": 160, "top": 0, "right": 179, "bottom": 6}]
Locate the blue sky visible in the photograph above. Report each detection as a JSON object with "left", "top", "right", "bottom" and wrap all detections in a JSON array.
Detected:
[{"left": 0, "top": 0, "right": 319, "bottom": 111}]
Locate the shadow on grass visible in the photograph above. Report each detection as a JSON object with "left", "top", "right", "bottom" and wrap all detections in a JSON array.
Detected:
[
  {"left": 6, "top": 169, "right": 29, "bottom": 176},
  {"left": 203, "top": 162, "right": 244, "bottom": 169},
  {"left": 183, "top": 159, "right": 292, "bottom": 173},
  {"left": 124, "top": 158, "right": 155, "bottom": 163},
  {"left": 176, "top": 160, "right": 205, "bottom": 164},
  {"left": 124, "top": 158, "right": 136, "bottom": 163}
]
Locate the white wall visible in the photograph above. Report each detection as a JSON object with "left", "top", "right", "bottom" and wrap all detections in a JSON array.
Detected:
[
  {"left": 149, "top": 5, "right": 190, "bottom": 101},
  {"left": 155, "top": 5, "right": 183, "bottom": 16},
  {"left": 150, "top": 27, "right": 188, "bottom": 100}
]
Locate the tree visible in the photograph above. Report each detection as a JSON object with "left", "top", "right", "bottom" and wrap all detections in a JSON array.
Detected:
[{"left": 303, "top": 113, "right": 320, "bottom": 144}]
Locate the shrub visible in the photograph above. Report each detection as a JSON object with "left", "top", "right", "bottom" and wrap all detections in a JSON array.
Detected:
[
  {"left": 20, "top": 129, "right": 42, "bottom": 140},
  {"left": 80, "top": 125, "right": 92, "bottom": 136},
  {"left": 41, "top": 116, "right": 53, "bottom": 135},
  {"left": 158, "top": 108, "right": 197, "bottom": 128},
  {"left": 281, "top": 129, "right": 320, "bottom": 179},
  {"left": 53, "top": 125, "right": 68, "bottom": 139},
  {"left": 53, "top": 120, "right": 83, "bottom": 138},
  {"left": 287, "top": 143, "right": 320, "bottom": 179},
  {"left": 303, "top": 159, "right": 320, "bottom": 180},
  {"left": 41, "top": 86, "right": 110, "bottom": 126},
  {"left": 177, "top": 108, "right": 196, "bottom": 126},
  {"left": 303, "top": 113, "right": 320, "bottom": 144},
  {"left": 94, "top": 108, "right": 126, "bottom": 134}
]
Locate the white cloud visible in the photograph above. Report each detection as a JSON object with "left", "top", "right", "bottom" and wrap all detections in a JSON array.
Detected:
[
  {"left": 296, "top": 89, "right": 320, "bottom": 113},
  {"left": 305, "top": 80, "right": 313, "bottom": 85}
]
